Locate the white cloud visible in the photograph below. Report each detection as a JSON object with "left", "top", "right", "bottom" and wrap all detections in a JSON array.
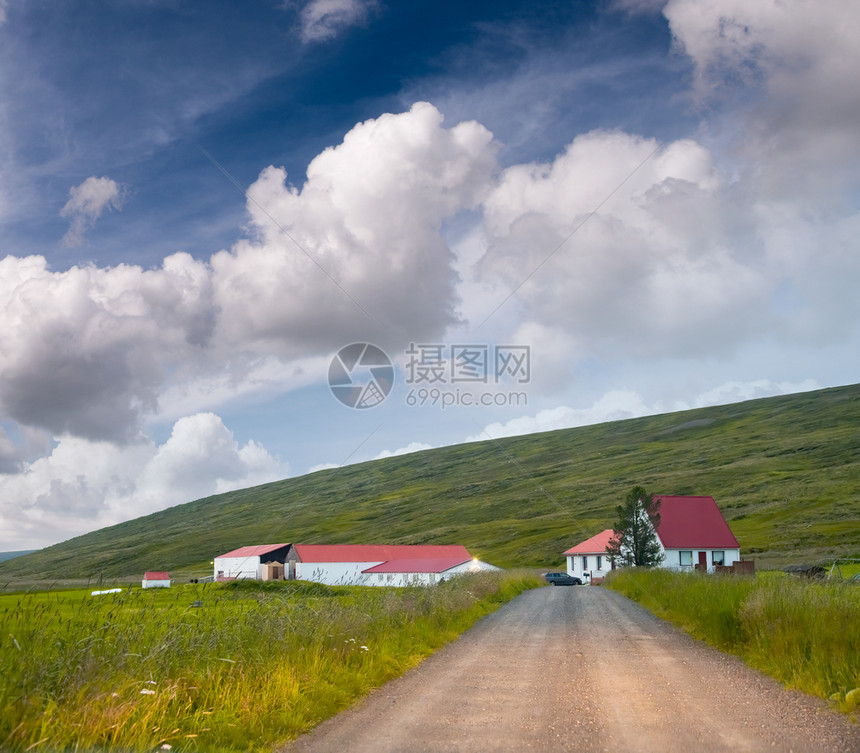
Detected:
[
  {"left": 0, "top": 104, "right": 499, "bottom": 448},
  {"left": 0, "top": 413, "right": 287, "bottom": 550},
  {"left": 374, "top": 441, "right": 434, "bottom": 460},
  {"left": 298, "top": 0, "right": 378, "bottom": 42},
  {"left": 664, "top": 0, "right": 860, "bottom": 202},
  {"left": 60, "top": 176, "right": 126, "bottom": 246},
  {"left": 691, "top": 378, "right": 820, "bottom": 408},
  {"left": 0, "top": 252, "right": 213, "bottom": 443},
  {"left": 475, "top": 129, "right": 774, "bottom": 359},
  {"left": 212, "top": 102, "right": 497, "bottom": 357},
  {"left": 306, "top": 461, "right": 341, "bottom": 474},
  {"left": 468, "top": 378, "right": 822, "bottom": 443},
  {"left": 467, "top": 390, "right": 655, "bottom": 442}
]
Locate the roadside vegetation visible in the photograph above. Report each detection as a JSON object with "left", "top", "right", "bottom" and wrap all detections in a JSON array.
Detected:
[
  {"left": 607, "top": 569, "right": 860, "bottom": 714},
  {"left": 0, "top": 570, "right": 541, "bottom": 752}
]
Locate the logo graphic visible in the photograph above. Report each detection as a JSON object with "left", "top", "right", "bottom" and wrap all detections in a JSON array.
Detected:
[{"left": 328, "top": 343, "right": 394, "bottom": 409}]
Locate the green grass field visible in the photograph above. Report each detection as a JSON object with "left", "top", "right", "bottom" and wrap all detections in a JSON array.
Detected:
[
  {"left": 0, "top": 571, "right": 541, "bottom": 752},
  {"left": 607, "top": 569, "right": 860, "bottom": 715},
  {"left": 1, "top": 383, "right": 858, "bottom": 585}
]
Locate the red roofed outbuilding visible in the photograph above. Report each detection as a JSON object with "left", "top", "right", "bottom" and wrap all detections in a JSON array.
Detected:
[
  {"left": 142, "top": 571, "right": 170, "bottom": 588},
  {"left": 563, "top": 495, "right": 741, "bottom": 576}
]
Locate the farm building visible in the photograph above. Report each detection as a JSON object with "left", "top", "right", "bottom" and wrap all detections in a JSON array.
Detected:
[
  {"left": 214, "top": 543, "right": 292, "bottom": 581},
  {"left": 142, "top": 571, "right": 170, "bottom": 588},
  {"left": 565, "top": 495, "right": 740, "bottom": 575},
  {"left": 564, "top": 529, "right": 617, "bottom": 581},
  {"left": 288, "top": 544, "right": 500, "bottom": 586}
]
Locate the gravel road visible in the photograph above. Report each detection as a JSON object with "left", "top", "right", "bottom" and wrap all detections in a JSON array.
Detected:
[{"left": 280, "top": 586, "right": 859, "bottom": 753}]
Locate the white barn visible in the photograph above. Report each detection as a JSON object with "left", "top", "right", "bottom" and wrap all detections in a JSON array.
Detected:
[
  {"left": 288, "top": 544, "right": 500, "bottom": 586},
  {"left": 142, "top": 571, "right": 170, "bottom": 588},
  {"left": 214, "top": 543, "right": 292, "bottom": 581},
  {"left": 564, "top": 495, "right": 741, "bottom": 575}
]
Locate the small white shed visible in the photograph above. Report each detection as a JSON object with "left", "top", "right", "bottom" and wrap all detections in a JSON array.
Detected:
[{"left": 142, "top": 571, "right": 170, "bottom": 588}]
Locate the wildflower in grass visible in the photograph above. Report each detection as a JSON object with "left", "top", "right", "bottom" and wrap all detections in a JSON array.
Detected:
[{"left": 140, "top": 689, "right": 156, "bottom": 695}]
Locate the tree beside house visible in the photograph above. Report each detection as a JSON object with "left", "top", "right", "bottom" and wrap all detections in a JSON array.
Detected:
[{"left": 606, "top": 485, "right": 663, "bottom": 567}]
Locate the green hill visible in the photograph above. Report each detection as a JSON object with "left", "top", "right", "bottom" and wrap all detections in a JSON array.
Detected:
[{"left": 2, "top": 384, "right": 858, "bottom": 583}]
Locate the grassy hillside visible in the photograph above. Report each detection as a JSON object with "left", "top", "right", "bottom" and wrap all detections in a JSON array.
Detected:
[{"left": 2, "top": 384, "right": 858, "bottom": 583}]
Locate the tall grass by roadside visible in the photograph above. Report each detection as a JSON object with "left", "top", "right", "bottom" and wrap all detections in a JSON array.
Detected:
[
  {"left": 0, "top": 571, "right": 541, "bottom": 752},
  {"left": 607, "top": 569, "right": 860, "bottom": 713}
]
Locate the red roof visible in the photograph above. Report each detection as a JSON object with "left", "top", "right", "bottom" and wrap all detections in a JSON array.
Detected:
[
  {"left": 564, "top": 529, "right": 618, "bottom": 555},
  {"left": 143, "top": 571, "right": 169, "bottom": 580},
  {"left": 293, "top": 544, "right": 471, "bottom": 563},
  {"left": 362, "top": 555, "right": 472, "bottom": 574},
  {"left": 652, "top": 496, "right": 739, "bottom": 549},
  {"left": 216, "top": 543, "right": 290, "bottom": 558}
]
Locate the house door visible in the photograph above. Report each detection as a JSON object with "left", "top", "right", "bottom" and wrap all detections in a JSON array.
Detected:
[{"left": 698, "top": 552, "right": 707, "bottom": 570}]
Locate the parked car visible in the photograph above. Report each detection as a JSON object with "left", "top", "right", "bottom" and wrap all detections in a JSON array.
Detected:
[{"left": 543, "top": 572, "right": 582, "bottom": 586}]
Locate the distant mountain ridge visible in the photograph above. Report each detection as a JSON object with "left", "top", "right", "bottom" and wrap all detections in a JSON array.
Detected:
[
  {"left": 1, "top": 383, "right": 858, "bottom": 583},
  {"left": 0, "top": 550, "right": 37, "bottom": 563}
]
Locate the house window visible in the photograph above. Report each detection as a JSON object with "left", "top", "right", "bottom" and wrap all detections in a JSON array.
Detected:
[
  {"left": 679, "top": 551, "right": 693, "bottom": 567},
  {"left": 596, "top": 555, "right": 602, "bottom": 571},
  {"left": 712, "top": 551, "right": 725, "bottom": 566},
  {"left": 377, "top": 573, "right": 384, "bottom": 582},
  {"left": 582, "top": 555, "right": 588, "bottom": 570}
]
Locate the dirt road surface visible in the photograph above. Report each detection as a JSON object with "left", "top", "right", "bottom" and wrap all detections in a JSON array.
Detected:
[{"left": 281, "top": 587, "right": 859, "bottom": 753}]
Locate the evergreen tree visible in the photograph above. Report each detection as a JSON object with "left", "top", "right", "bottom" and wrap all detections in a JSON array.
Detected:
[{"left": 605, "top": 486, "right": 663, "bottom": 567}]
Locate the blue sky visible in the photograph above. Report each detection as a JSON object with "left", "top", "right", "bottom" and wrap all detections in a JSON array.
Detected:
[{"left": 1, "top": 0, "right": 858, "bottom": 549}]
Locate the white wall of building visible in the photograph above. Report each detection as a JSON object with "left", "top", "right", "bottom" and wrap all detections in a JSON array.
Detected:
[
  {"left": 214, "top": 555, "right": 261, "bottom": 580},
  {"left": 661, "top": 548, "right": 740, "bottom": 573},
  {"left": 298, "top": 559, "right": 501, "bottom": 587},
  {"left": 567, "top": 554, "right": 614, "bottom": 581},
  {"left": 142, "top": 578, "right": 170, "bottom": 588},
  {"left": 568, "top": 547, "right": 740, "bottom": 576},
  {"left": 365, "top": 571, "right": 437, "bottom": 587},
  {"left": 295, "top": 561, "right": 384, "bottom": 585}
]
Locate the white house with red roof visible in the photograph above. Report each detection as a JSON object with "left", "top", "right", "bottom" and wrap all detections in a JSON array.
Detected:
[
  {"left": 564, "top": 529, "right": 617, "bottom": 581},
  {"left": 214, "top": 543, "right": 293, "bottom": 581},
  {"left": 564, "top": 495, "right": 741, "bottom": 575},
  {"left": 651, "top": 495, "right": 740, "bottom": 572},
  {"left": 142, "top": 571, "right": 170, "bottom": 588},
  {"left": 288, "top": 544, "right": 500, "bottom": 586}
]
